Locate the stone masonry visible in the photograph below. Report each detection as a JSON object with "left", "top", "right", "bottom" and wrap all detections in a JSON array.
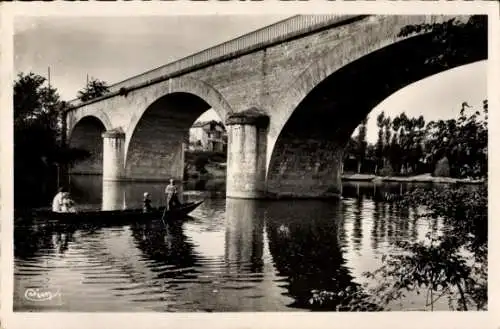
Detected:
[{"left": 66, "top": 15, "right": 483, "bottom": 199}]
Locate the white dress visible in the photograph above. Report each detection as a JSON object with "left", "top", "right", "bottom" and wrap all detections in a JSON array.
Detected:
[{"left": 52, "top": 192, "right": 64, "bottom": 212}]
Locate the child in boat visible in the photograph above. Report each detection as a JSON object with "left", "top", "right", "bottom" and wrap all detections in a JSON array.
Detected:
[{"left": 143, "top": 192, "right": 153, "bottom": 213}]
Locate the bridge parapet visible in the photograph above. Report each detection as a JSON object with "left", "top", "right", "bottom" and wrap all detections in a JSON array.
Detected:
[{"left": 68, "top": 15, "right": 363, "bottom": 108}]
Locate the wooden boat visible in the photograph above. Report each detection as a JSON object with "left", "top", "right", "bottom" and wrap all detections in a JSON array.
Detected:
[{"left": 20, "top": 200, "right": 204, "bottom": 225}]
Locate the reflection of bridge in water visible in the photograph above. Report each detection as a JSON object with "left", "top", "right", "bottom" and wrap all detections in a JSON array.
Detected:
[{"left": 15, "top": 176, "right": 447, "bottom": 311}]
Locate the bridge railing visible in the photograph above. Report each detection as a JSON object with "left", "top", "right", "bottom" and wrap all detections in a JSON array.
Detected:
[{"left": 68, "top": 14, "right": 363, "bottom": 107}]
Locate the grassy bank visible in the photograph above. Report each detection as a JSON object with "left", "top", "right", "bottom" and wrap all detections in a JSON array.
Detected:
[
  {"left": 184, "top": 151, "right": 226, "bottom": 180},
  {"left": 342, "top": 173, "right": 485, "bottom": 184}
]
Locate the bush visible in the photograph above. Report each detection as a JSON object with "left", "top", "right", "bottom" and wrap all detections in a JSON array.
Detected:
[
  {"left": 433, "top": 156, "right": 450, "bottom": 177},
  {"left": 194, "top": 155, "right": 209, "bottom": 174},
  {"left": 364, "top": 184, "right": 487, "bottom": 311},
  {"left": 379, "top": 163, "right": 394, "bottom": 177}
]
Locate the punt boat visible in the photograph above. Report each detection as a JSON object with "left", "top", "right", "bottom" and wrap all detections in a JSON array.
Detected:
[{"left": 15, "top": 200, "right": 204, "bottom": 225}]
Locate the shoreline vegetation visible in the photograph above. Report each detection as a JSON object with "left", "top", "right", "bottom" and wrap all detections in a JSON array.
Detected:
[
  {"left": 184, "top": 150, "right": 226, "bottom": 180},
  {"left": 182, "top": 171, "right": 485, "bottom": 185},
  {"left": 341, "top": 173, "right": 485, "bottom": 184}
]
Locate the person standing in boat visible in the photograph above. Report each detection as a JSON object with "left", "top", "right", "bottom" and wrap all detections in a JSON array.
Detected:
[
  {"left": 143, "top": 192, "right": 153, "bottom": 213},
  {"left": 52, "top": 187, "right": 66, "bottom": 213},
  {"left": 165, "top": 179, "right": 180, "bottom": 211}
]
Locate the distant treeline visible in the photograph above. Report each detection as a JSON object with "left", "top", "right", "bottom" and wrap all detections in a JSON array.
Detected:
[{"left": 343, "top": 100, "right": 488, "bottom": 179}]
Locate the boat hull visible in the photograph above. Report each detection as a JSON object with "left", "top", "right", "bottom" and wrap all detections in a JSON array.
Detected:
[{"left": 16, "top": 201, "right": 204, "bottom": 225}]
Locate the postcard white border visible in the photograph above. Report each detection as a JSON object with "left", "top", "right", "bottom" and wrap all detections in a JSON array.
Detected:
[{"left": 1, "top": 1, "right": 499, "bottom": 329}]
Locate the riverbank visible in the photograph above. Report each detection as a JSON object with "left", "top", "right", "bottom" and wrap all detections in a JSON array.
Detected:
[
  {"left": 342, "top": 173, "right": 485, "bottom": 184},
  {"left": 185, "top": 162, "right": 226, "bottom": 180}
]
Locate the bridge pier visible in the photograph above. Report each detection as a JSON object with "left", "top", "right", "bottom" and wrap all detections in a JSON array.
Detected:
[
  {"left": 226, "top": 109, "right": 269, "bottom": 199},
  {"left": 102, "top": 129, "right": 126, "bottom": 181}
]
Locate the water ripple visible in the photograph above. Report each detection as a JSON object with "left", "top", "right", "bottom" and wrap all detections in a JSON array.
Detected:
[{"left": 14, "top": 178, "right": 459, "bottom": 312}]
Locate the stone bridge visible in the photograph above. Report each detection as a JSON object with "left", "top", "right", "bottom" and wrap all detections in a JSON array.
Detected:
[{"left": 65, "top": 14, "right": 485, "bottom": 199}]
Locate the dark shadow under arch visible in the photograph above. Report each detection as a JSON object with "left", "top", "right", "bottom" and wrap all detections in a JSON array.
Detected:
[
  {"left": 69, "top": 116, "right": 107, "bottom": 175},
  {"left": 125, "top": 92, "right": 225, "bottom": 181}
]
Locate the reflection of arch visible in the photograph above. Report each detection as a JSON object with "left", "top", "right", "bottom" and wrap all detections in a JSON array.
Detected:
[
  {"left": 124, "top": 77, "right": 232, "bottom": 162},
  {"left": 266, "top": 16, "right": 486, "bottom": 173},
  {"left": 264, "top": 200, "right": 358, "bottom": 309},
  {"left": 130, "top": 220, "right": 199, "bottom": 273}
]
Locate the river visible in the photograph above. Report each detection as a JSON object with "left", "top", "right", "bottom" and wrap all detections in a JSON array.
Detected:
[{"left": 14, "top": 175, "right": 457, "bottom": 312}]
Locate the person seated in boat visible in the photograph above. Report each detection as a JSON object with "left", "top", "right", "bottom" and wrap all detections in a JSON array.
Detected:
[
  {"left": 165, "top": 178, "right": 181, "bottom": 211},
  {"left": 143, "top": 192, "right": 153, "bottom": 213},
  {"left": 52, "top": 187, "right": 66, "bottom": 213},
  {"left": 61, "top": 193, "right": 77, "bottom": 213}
]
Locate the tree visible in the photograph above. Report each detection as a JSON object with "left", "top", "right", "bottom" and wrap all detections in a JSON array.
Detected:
[
  {"left": 77, "top": 77, "right": 110, "bottom": 102},
  {"left": 14, "top": 72, "right": 60, "bottom": 126},
  {"left": 425, "top": 101, "right": 487, "bottom": 178},
  {"left": 14, "top": 73, "right": 61, "bottom": 162},
  {"left": 393, "top": 113, "right": 426, "bottom": 175},
  {"left": 363, "top": 184, "right": 487, "bottom": 311},
  {"left": 354, "top": 116, "right": 368, "bottom": 174},
  {"left": 194, "top": 154, "right": 209, "bottom": 174},
  {"left": 397, "top": 15, "right": 487, "bottom": 69},
  {"left": 14, "top": 72, "right": 90, "bottom": 208},
  {"left": 375, "top": 112, "right": 385, "bottom": 174}
]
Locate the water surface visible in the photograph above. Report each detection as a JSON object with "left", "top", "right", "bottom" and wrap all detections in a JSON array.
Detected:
[{"left": 14, "top": 176, "right": 454, "bottom": 311}]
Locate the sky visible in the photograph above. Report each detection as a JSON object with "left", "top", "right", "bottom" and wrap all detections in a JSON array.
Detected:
[{"left": 14, "top": 16, "right": 487, "bottom": 143}]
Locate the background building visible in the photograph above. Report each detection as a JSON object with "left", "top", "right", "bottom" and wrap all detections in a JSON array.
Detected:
[{"left": 189, "top": 120, "right": 227, "bottom": 152}]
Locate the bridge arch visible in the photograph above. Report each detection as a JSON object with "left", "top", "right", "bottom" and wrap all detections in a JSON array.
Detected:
[
  {"left": 67, "top": 109, "right": 113, "bottom": 142},
  {"left": 266, "top": 17, "right": 486, "bottom": 198},
  {"left": 68, "top": 114, "right": 111, "bottom": 175},
  {"left": 124, "top": 77, "right": 232, "bottom": 181}
]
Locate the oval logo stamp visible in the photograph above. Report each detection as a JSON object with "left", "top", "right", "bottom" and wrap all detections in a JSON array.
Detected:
[{"left": 24, "top": 288, "right": 61, "bottom": 302}]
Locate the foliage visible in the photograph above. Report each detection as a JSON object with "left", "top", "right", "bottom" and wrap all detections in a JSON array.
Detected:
[
  {"left": 375, "top": 112, "right": 385, "bottom": 172},
  {"left": 308, "top": 286, "right": 383, "bottom": 312},
  {"left": 77, "top": 77, "right": 110, "bottom": 102},
  {"left": 194, "top": 155, "right": 209, "bottom": 174},
  {"left": 185, "top": 150, "right": 226, "bottom": 163},
  {"left": 386, "top": 113, "right": 426, "bottom": 175},
  {"left": 14, "top": 72, "right": 61, "bottom": 125},
  {"left": 345, "top": 99, "right": 487, "bottom": 179},
  {"left": 184, "top": 151, "right": 226, "bottom": 176},
  {"left": 397, "top": 15, "right": 487, "bottom": 69},
  {"left": 425, "top": 101, "right": 487, "bottom": 178},
  {"left": 14, "top": 72, "right": 91, "bottom": 208},
  {"left": 354, "top": 117, "right": 368, "bottom": 173},
  {"left": 363, "top": 184, "right": 487, "bottom": 311},
  {"left": 378, "top": 163, "right": 394, "bottom": 177},
  {"left": 433, "top": 156, "right": 450, "bottom": 177}
]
